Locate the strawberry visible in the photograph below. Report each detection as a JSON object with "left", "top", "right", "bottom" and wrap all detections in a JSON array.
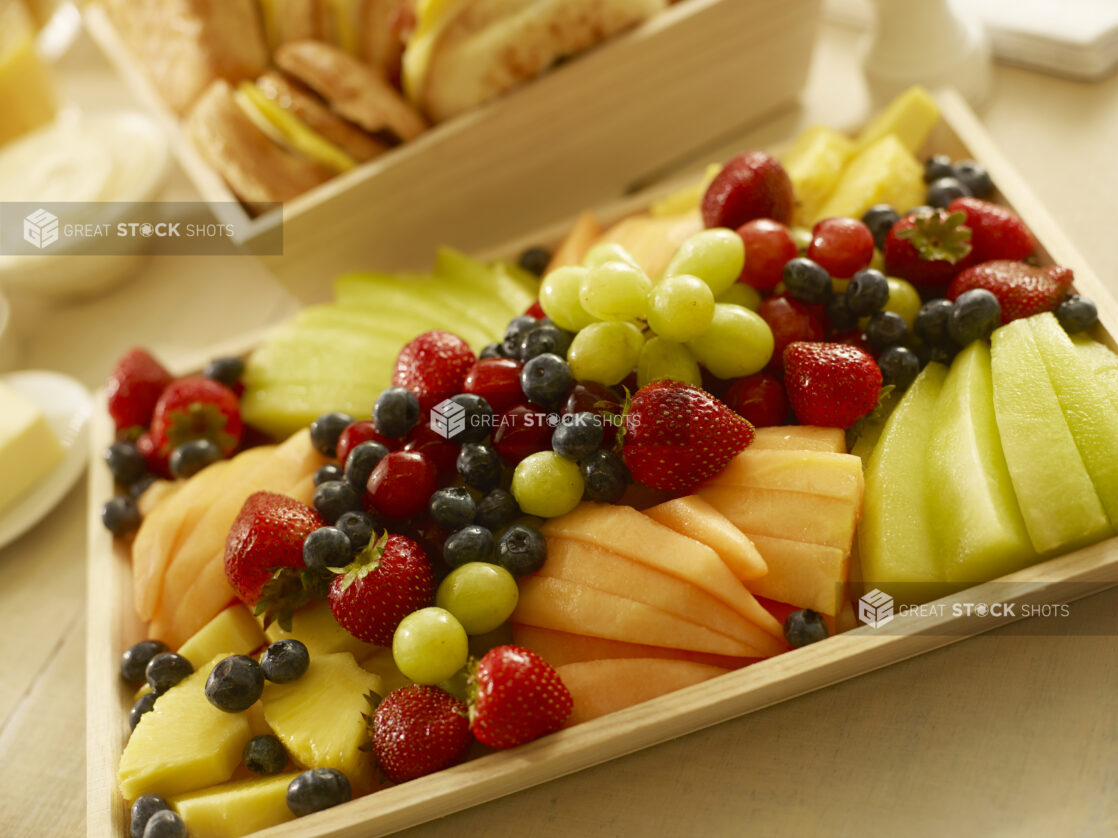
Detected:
[
  {"left": 947, "top": 197, "right": 1035, "bottom": 263},
  {"left": 783, "top": 342, "right": 883, "bottom": 428},
  {"left": 106, "top": 347, "right": 172, "bottom": 431},
  {"left": 468, "top": 645, "right": 572, "bottom": 749},
  {"left": 883, "top": 208, "right": 976, "bottom": 288},
  {"left": 621, "top": 380, "right": 754, "bottom": 492},
  {"left": 369, "top": 685, "right": 472, "bottom": 784},
  {"left": 328, "top": 533, "right": 435, "bottom": 645},
  {"left": 393, "top": 331, "right": 476, "bottom": 411},
  {"left": 947, "top": 260, "right": 1074, "bottom": 324},
  {"left": 149, "top": 376, "right": 243, "bottom": 458},
  {"left": 224, "top": 491, "right": 325, "bottom": 619}
]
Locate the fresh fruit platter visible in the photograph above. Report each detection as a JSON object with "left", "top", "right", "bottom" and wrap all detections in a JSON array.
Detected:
[{"left": 87, "top": 88, "right": 1118, "bottom": 838}]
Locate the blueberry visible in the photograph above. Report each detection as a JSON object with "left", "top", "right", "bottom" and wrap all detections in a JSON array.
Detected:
[
  {"left": 205, "top": 654, "right": 265, "bottom": 713},
  {"left": 503, "top": 315, "right": 540, "bottom": 360},
  {"left": 129, "top": 693, "right": 158, "bottom": 731},
  {"left": 520, "top": 353, "right": 574, "bottom": 408},
  {"left": 782, "top": 257, "right": 832, "bottom": 304},
  {"left": 922, "top": 153, "right": 956, "bottom": 184},
  {"left": 429, "top": 487, "right": 477, "bottom": 530},
  {"left": 313, "top": 480, "right": 363, "bottom": 524},
  {"left": 335, "top": 510, "right": 376, "bottom": 550},
  {"left": 303, "top": 526, "right": 352, "bottom": 572},
  {"left": 948, "top": 289, "right": 1001, "bottom": 346},
  {"left": 260, "top": 639, "right": 310, "bottom": 684},
  {"left": 443, "top": 525, "right": 495, "bottom": 568},
  {"left": 104, "top": 441, "right": 147, "bottom": 486},
  {"left": 243, "top": 734, "right": 288, "bottom": 775},
  {"left": 141, "top": 808, "right": 187, "bottom": 838},
  {"left": 865, "top": 311, "right": 909, "bottom": 352},
  {"left": 475, "top": 488, "right": 520, "bottom": 531},
  {"left": 445, "top": 393, "right": 494, "bottom": 443},
  {"left": 495, "top": 524, "right": 547, "bottom": 576},
  {"left": 309, "top": 412, "right": 355, "bottom": 457},
  {"left": 784, "top": 609, "right": 829, "bottom": 648},
  {"left": 551, "top": 412, "right": 604, "bottom": 460},
  {"left": 287, "top": 767, "right": 352, "bottom": 816},
  {"left": 825, "top": 294, "right": 859, "bottom": 333},
  {"left": 479, "top": 342, "right": 505, "bottom": 360},
  {"left": 845, "top": 268, "right": 890, "bottom": 316},
  {"left": 130, "top": 795, "right": 169, "bottom": 838},
  {"left": 202, "top": 356, "right": 244, "bottom": 388},
  {"left": 877, "top": 345, "right": 921, "bottom": 389},
  {"left": 373, "top": 386, "right": 420, "bottom": 438},
  {"left": 457, "top": 443, "right": 502, "bottom": 490},
  {"left": 146, "top": 652, "right": 193, "bottom": 695},
  {"left": 121, "top": 639, "right": 169, "bottom": 685},
  {"left": 1056, "top": 295, "right": 1097, "bottom": 334},
  {"left": 313, "top": 463, "right": 344, "bottom": 486},
  {"left": 344, "top": 441, "right": 389, "bottom": 491},
  {"left": 914, "top": 298, "right": 956, "bottom": 348},
  {"left": 102, "top": 495, "right": 141, "bottom": 537},
  {"left": 518, "top": 246, "right": 552, "bottom": 277},
  {"left": 926, "top": 176, "right": 971, "bottom": 208},
  {"left": 520, "top": 324, "right": 573, "bottom": 361},
  {"left": 953, "top": 160, "right": 993, "bottom": 199},
  {"left": 861, "top": 204, "right": 900, "bottom": 251},
  {"left": 169, "top": 438, "right": 222, "bottom": 479},
  {"left": 581, "top": 449, "right": 629, "bottom": 503}
]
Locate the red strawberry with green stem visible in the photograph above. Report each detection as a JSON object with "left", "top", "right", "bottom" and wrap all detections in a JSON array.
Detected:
[
  {"left": 106, "top": 347, "right": 172, "bottom": 431},
  {"left": 149, "top": 376, "right": 243, "bottom": 458},
  {"left": 946, "top": 260, "right": 1074, "bottom": 324},
  {"left": 620, "top": 380, "right": 755, "bottom": 492},
  {"left": 468, "top": 645, "right": 572, "bottom": 749},
  {"left": 883, "top": 208, "right": 976, "bottom": 288},
  {"left": 393, "top": 331, "right": 476, "bottom": 411},
  {"left": 328, "top": 533, "right": 435, "bottom": 646},
  {"left": 368, "top": 685, "right": 472, "bottom": 784},
  {"left": 783, "top": 342, "right": 883, "bottom": 429},
  {"left": 947, "top": 197, "right": 1035, "bottom": 263}
]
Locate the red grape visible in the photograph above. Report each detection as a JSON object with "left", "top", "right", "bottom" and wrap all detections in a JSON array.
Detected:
[
  {"left": 366, "top": 450, "right": 438, "bottom": 520},
  {"left": 337, "top": 420, "right": 399, "bottom": 466},
  {"left": 562, "top": 382, "right": 622, "bottom": 447},
  {"left": 807, "top": 217, "right": 874, "bottom": 278},
  {"left": 403, "top": 423, "right": 459, "bottom": 478},
  {"left": 492, "top": 404, "right": 554, "bottom": 465},
  {"left": 723, "top": 372, "right": 788, "bottom": 427},
  {"left": 462, "top": 358, "right": 523, "bottom": 415},
  {"left": 757, "top": 294, "right": 826, "bottom": 372},
  {"left": 736, "top": 219, "right": 798, "bottom": 291}
]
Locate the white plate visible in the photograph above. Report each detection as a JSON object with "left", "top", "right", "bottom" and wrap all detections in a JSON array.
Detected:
[{"left": 0, "top": 370, "right": 92, "bottom": 550}]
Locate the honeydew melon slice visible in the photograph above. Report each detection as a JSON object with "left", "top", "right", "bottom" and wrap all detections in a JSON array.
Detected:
[{"left": 1071, "top": 333, "right": 1118, "bottom": 410}]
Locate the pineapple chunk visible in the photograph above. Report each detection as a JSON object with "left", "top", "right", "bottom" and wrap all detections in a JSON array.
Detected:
[
  {"left": 262, "top": 652, "right": 384, "bottom": 794},
  {"left": 118, "top": 655, "right": 253, "bottom": 802},
  {"left": 359, "top": 647, "right": 413, "bottom": 694},
  {"left": 649, "top": 163, "right": 721, "bottom": 217},
  {"left": 855, "top": 85, "right": 940, "bottom": 153},
  {"left": 171, "top": 772, "right": 299, "bottom": 838},
  {"left": 178, "top": 605, "right": 266, "bottom": 669},
  {"left": 813, "top": 134, "right": 924, "bottom": 224},
  {"left": 779, "top": 125, "right": 855, "bottom": 227},
  {"left": 264, "top": 599, "right": 377, "bottom": 659}
]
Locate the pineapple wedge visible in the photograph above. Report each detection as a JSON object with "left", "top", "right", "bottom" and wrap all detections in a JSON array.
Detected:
[
  {"left": 264, "top": 599, "right": 377, "bottom": 659},
  {"left": 177, "top": 605, "right": 266, "bottom": 669},
  {"left": 854, "top": 85, "right": 940, "bottom": 153},
  {"left": 262, "top": 652, "right": 384, "bottom": 794},
  {"left": 118, "top": 655, "right": 253, "bottom": 802},
  {"left": 813, "top": 134, "right": 925, "bottom": 224},
  {"left": 171, "top": 772, "right": 299, "bottom": 838},
  {"left": 779, "top": 125, "right": 854, "bottom": 227}
]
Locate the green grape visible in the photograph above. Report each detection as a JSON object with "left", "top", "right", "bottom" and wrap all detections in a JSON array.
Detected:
[
  {"left": 646, "top": 273, "right": 715, "bottom": 342},
  {"left": 567, "top": 320, "right": 644, "bottom": 386},
  {"left": 686, "top": 303, "right": 774, "bottom": 379},
  {"left": 637, "top": 337, "right": 701, "bottom": 388},
  {"left": 579, "top": 261, "right": 651, "bottom": 321},
  {"left": 869, "top": 248, "right": 886, "bottom": 272},
  {"left": 539, "top": 265, "right": 598, "bottom": 331},
  {"left": 884, "top": 276, "right": 921, "bottom": 328},
  {"left": 583, "top": 241, "right": 641, "bottom": 270},
  {"left": 391, "top": 607, "right": 469, "bottom": 685},
  {"left": 436, "top": 562, "right": 519, "bottom": 635},
  {"left": 664, "top": 228, "right": 744, "bottom": 296},
  {"left": 511, "top": 451, "right": 584, "bottom": 518},
  {"left": 716, "top": 282, "right": 761, "bottom": 311}
]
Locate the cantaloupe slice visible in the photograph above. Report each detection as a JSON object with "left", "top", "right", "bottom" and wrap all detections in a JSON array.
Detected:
[
  {"left": 744, "top": 535, "right": 849, "bottom": 616},
  {"left": 542, "top": 503, "right": 781, "bottom": 637},
  {"left": 557, "top": 658, "right": 729, "bottom": 726},
  {"left": 700, "top": 448, "right": 864, "bottom": 505},
  {"left": 594, "top": 211, "right": 703, "bottom": 279},
  {"left": 151, "top": 548, "right": 238, "bottom": 648},
  {"left": 511, "top": 624, "right": 762, "bottom": 670},
  {"left": 513, "top": 576, "right": 760, "bottom": 658},
  {"left": 643, "top": 495, "right": 767, "bottom": 581},
  {"left": 541, "top": 538, "right": 783, "bottom": 657},
  {"left": 750, "top": 425, "right": 846, "bottom": 453},
  {"left": 546, "top": 210, "right": 601, "bottom": 271},
  {"left": 699, "top": 486, "right": 858, "bottom": 551}
]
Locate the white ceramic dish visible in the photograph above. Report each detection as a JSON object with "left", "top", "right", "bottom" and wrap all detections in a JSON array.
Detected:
[{"left": 0, "top": 370, "right": 92, "bottom": 551}]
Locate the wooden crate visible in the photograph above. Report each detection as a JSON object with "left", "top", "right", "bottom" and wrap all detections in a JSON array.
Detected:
[
  {"left": 86, "top": 90, "right": 1118, "bottom": 838},
  {"left": 83, "top": 0, "right": 823, "bottom": 301}
]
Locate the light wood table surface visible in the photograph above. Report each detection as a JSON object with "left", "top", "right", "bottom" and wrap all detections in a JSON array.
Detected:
[{"left": 3, "top": 13, "right": 1117, "bottom": 838}]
